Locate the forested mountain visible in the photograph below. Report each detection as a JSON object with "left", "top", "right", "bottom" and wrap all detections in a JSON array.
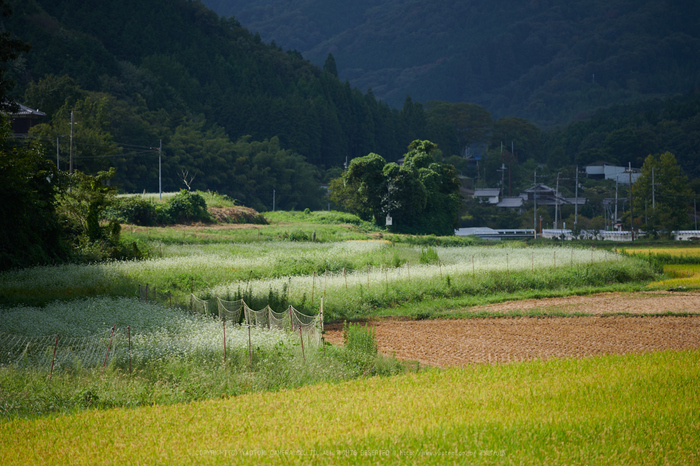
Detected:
[
  {"left": 203, "top": 0, "right": 700, "bottom": 126},
  {"left": 4, "top": 0, "right": 456, "bottom": 210},
  {"left": 4, "top": 0, "right": 700, "bottom": 216}
]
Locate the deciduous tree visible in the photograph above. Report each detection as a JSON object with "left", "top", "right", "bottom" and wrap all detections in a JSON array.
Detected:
[{"left": 633, "top": 151, "right": 693, "bottom": 236}]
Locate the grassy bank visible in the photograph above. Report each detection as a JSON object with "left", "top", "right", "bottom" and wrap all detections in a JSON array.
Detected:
[
  {"left": 0, "top": 244, "right": 656, "bottom": 321},
  {"left": 1, "top": 349, "right": 697, "bottom": 465}
]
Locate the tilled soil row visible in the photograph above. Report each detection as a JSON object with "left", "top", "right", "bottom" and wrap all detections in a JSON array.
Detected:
[{"left": 324, "top": 291, "right": 700, "bottom": 367}]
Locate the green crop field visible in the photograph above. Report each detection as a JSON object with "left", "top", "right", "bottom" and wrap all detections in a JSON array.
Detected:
[{"left": 1, "top": 209, "right": 698, "bottom": 463}]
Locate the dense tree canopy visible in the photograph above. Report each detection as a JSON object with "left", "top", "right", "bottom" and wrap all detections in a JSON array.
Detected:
[
  {"left": 425, "top": 101, "right": 492, "bottom": 155},
  {"left": 0, "top": 117, "right": 66, "bottom": 270},
  {"left": 330, "top": 140, "right": 461, "bottom": 235},
  {"left": 0, "top": 0, "right": 30, "bottom": 112},
  {"left": 633, "top": 152, "right": 693, "bottom": 236}
]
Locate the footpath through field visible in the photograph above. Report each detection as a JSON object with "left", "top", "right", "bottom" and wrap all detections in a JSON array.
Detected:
[{"left": 324, "top": 291, "right": 700, "bottom": 367}]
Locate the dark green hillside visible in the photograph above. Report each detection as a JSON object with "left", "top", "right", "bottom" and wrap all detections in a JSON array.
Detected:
[
  {"left": 542, "top": 92, "right": 700, "bottom": 178},
  {"left": 204, "top": 0, "right": 700, "bottom": 126},
  {"left": 4, "top": 0, "right": 461, "bottom": 208}
]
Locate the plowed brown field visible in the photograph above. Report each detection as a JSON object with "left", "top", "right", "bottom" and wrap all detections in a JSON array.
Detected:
[{"left": 324, "top": 291, "right": 700, "bottom": 367}]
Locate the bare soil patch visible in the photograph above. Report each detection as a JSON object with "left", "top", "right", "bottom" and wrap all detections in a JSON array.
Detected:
[{"left": 324, "top": 291, "right": 700, "bottom": 367}]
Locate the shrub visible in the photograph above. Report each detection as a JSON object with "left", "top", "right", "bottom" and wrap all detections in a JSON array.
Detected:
[
  {"left": 163, "top": 190, "right": 211, "bottom": 224},
  {"left": 105, "top": 197, "right": 159, "bottom": 226},
  {"left": 419, "top": 246, "right": 440, "bottom": 264}
]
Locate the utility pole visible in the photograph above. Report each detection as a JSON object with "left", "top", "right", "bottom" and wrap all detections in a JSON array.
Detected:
[
  {"left": 628, "top": 163, "right": 634, "bottom": 240},
  {"left": 159, "top": 139, "right": 162, "bottom": 201},
  {"left": 614, "top": 177, "right": 618, "bottom": 230},
  {"left": 554, "top": 172, "right": 571, "bottom": 231},
  {"left": 509, "top": 141, "right": 514, "bottom": 197},
  {"left": 533, "top": 168, "right": 537, "bottom": 239},
  {"left": 273, "top": 189, "right": 276, "bottom": 211},
  {"left": 574, "top": 166, "right": 579, "bottom": 229},
  {"left": 69, "top": 111, "right": 74, "bottom": 175},
  {"left": 652, "top": 168, "right": 655, "bottom": 210},
  {"left": 499, "top": 142, "right": 505, "bottom": 197},
  {"left": 554, "top": 172, "right": 560, "bottom": 230},
  {"left": 498, "top": 163, "right": 506, "bottom": 198}
]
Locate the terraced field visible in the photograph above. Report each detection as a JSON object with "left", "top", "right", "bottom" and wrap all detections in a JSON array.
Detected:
[{"left": 325, "top": 291, "right": 700, "bottom": 366}]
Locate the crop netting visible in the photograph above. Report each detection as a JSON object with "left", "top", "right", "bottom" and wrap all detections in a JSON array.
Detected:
[
  {"left": 0, "top": 296, "right": 323, "bottom": 373},
  {"left": 242, "top": 301, "right": 323, "bottom": 347},
  {"left": 0, "top": 328, "right": 127, "bottom": 371},
  {"left": 192, "top": 295, "right": 323, "bottom": 346},
  {"left": 217, "top": 297, "right": 243, "bottom": 323}
]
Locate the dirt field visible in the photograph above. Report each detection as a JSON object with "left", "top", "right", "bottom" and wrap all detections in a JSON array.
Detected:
[{"left": 324, "top": 291, "right": 700, "bottom": 367}]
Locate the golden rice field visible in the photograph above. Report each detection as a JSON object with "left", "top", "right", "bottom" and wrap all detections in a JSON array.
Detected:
[
  {"left": 620, "top": 247, "right": 700, "bottom": 257},
  {"left": 1, "top": 350, "right": 698, "bottom": 465},
  {"left": 652, "top": 264, "right": 700, "bottom": 288}
]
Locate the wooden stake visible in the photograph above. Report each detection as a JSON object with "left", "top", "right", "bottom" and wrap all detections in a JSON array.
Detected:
[
  {"left": 299, "top": 326, "right": 306, "bottom": 362},
  {"left": 128, "top": 325, "right": 132, "bottom": 374},
  {"left": 343, "top": 267, "right": 347, "bottom": 289},
  {"left": 247, "top": 325, "right": 252, "bottom": 366},
  {"left": 223, "top": 320, "right": 227, "bottom": 372},
  {"left": 49, "top": 333, "right": 59, "bottom": 380}
]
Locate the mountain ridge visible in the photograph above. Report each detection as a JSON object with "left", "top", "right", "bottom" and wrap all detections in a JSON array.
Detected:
[{"left": 203, "top": 0, "right": 700, "bottom": 126}]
